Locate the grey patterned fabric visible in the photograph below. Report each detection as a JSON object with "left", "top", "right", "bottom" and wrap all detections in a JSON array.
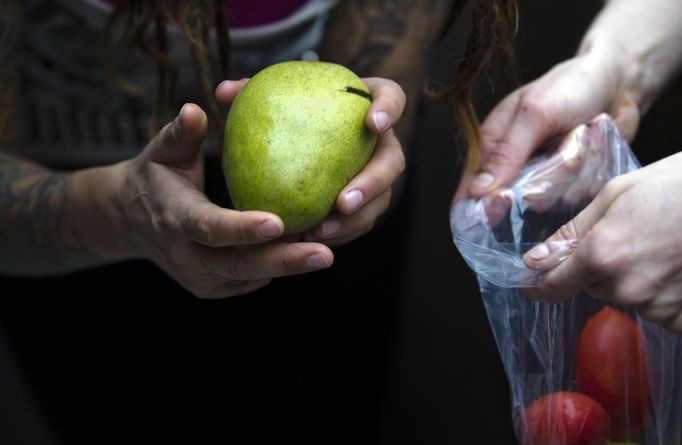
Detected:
[{"left": 13, "top": 0, "right": 336, "bottom": 167}]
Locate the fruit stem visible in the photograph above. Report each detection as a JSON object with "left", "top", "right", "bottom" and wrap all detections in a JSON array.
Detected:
[{"left": 345, "top": 86, "right": 371, "bottom": 100}]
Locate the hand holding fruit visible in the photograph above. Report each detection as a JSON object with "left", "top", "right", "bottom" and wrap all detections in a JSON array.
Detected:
[
  {"left": 119, "top": 103, "right": 334, "bottom": 299},
  {"left": 217, "top": 62, "right": 406, "bottom": 247}
]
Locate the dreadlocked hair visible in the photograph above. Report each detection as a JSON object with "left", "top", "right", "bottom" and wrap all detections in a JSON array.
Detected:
[
  {"left": 436, "top": 0, "right": 519, "bottom": 173},
  {"left": 103, "top": 0, "right": 230, "bottom": 144}
]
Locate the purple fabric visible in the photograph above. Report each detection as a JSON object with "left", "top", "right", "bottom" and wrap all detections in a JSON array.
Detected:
[
  {"left": 100, "top": 0, "right": 308, "bottom": 28},
  {"left": 226, "top": 0, "right": 307, "bottom": 28}
]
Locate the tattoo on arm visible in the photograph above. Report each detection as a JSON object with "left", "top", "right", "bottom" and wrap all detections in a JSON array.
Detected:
[
  {"left": 322, "top": 0, "right": 448, "bottom": 76},
  {"left": 321, "top": 0, "right": 452, "bottom": 145},
  {"left": 0, "top": 154, "right": 99, "bottom": 275}
]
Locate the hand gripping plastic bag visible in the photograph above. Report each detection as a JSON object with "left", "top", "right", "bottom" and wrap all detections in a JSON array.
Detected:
[{"left": 450, "top": 114, "right": 682, "bottom": 445}]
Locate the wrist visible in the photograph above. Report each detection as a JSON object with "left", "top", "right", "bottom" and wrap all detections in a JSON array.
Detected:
[
  {"left": 69, "top": 161, "right": 142, "bottom": 263},
  {"left": 577, "top": 1, "right": 682, "bottom": 114}
]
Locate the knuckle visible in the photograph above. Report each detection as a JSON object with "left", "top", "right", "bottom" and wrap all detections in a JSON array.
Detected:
[
  {"left": 221, "top": 255, "right": 246, "bottom": 279},
  {"left": 583, "top": 228, "right": 631, "bottom": 276},
  {"left": 280, "top": 249, "right": 302, "bottom": 276},
  {"left": 233, "top": 218, "right": 254, "bottom": 244},
  {"left": 600, "top": 175, "right": 627, "bottom": 199},
  {"left": 391, "top": 85, "right": 407, "bottom": 112},
  {"left": 480, "top": 125, "right": 503, "bottom": 146},
  {"left": 556, "top": 221, "right": 580, "bottom": 242},
  {"left": 154, "top": 208, "right": 177, "bottom": 233},
  {"left": 519, "top": 96, "right": 557, "bottom": 131},
  {"left": 189, "top": 212, "right": 214, "bottom": 244},
  {"left": 486, "top": 141, "right": 522, "bottom": 169},
  {"left": 613, "top": 285, "right": 648, "bottom": 307}
]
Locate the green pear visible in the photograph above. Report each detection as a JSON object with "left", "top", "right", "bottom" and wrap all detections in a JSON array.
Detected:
[{"left": 223, "top": 61, "right": 377, "bottom": 234}]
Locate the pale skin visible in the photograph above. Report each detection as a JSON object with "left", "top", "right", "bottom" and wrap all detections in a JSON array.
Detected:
[
  {"left": 1, "top": 0, "right": 453, "bottom": 299},
  {"left": 453, "top": 0, "right": 682, "bottom": 330}
]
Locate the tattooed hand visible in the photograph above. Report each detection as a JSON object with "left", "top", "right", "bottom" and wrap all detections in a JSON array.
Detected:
[{"left": 122, "top": 103, "right": 333, "bottom": 298}]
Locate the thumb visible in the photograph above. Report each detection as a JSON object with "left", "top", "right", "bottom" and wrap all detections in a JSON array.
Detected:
[
  {"left": 469, "top": 100, "right": 557, "bottom": 198},
  {"left": 521, "top": 178, "right": 628, "bottom": 301},
  {"left": 148, "top": 103, "right": 208, "bottom": 165},
  {"left": 523, "top": 183, "right": 618, "bottom": 270}
]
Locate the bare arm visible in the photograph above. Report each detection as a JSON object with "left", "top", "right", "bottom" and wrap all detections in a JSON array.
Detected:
[
  {"left": 579, "top": 0, "right": 682, "bottom": 112},
  {"left": 0, "top": 0, "right": 126, "bottom": 274},
  {"left": 320, "top": 0, "right": 454, "bottom": 142},
  {"left": 0, "top": 153, "right": 131, "bottom": 275}
]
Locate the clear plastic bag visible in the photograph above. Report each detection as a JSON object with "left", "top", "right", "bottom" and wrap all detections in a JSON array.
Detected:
[{"left": 450, "top": 114, "right": 682, "bottom": 445}]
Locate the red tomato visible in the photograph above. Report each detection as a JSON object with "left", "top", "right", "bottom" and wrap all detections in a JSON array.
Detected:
[
  {"left": 520, "top": 391, "right": 611, "bottom": 445},
  {"left": 575, "top": 306, "right": 652, "bottom": 439}
]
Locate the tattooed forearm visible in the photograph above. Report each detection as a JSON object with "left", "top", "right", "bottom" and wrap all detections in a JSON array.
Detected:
[
  {"left": 321, "top": 0, "right": 453, "bottom": 144},
  {"left": 321, "top": 0, "right": 451, "bottom": 77},
  {"left": 0, "top": 154, "right": 100, "bottom": 275},
  {"left": 341, "top": 0, "right": 413, "bottom": 75}
]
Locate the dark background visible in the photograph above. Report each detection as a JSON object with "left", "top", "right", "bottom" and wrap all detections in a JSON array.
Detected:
[{"left": 2, "top": 1, "right": 682, "bottom": 444}]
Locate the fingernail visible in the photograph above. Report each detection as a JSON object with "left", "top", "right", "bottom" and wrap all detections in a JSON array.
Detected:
[
  {"left": 527, "top": 243, "right": 550, "bottom": 260},
  {"left": 471, "top": 172, "right": 495, "bottom": 190},
  {"left": 179, "top": 103, "right": 189, "bottom": 117},
  {"left": 344, "top": 190, "right": 364, "bottom": 213},
  {"left": 216, "top": 80, "right": 228, "bottom": 91},
  {"left": 259, "top": 219, "right": 282, "bottom": 238},
  {"left": 306, "top": 253, "right": 330, "bottom": 269},
  {"left": 320, "top": 220, "right": 341, "bottom": 238},
  {"left": 373, "top": 111, "right": 390, "bottom": 133}
]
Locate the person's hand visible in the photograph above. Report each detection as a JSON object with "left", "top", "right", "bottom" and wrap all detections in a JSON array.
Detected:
[
  {"left": 479, "top": 115, "right": 620, "bottom": 226},
  {"left": 120, "top": 102, "right": 334, "bottom": 299},
  {"left": 216, "top": 77, "right": 407, "bottom": 247},
  {"left": 522, "top": 152, "right": 682, "bottom": 333},
  {"left": 454, "top": 51, "right": 641, "bottom": 204}
]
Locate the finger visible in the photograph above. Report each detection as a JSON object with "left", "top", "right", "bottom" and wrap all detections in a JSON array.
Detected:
[
  {"left": 214, "top": 79, "right": 250, "bottom": 107},
  {"left": 482, "top": 189, "right": 513, "bottom": 227},
  {"left": 336, "top": 129, "right": 405, "bottom": 215},
  {"left": 179, "top": 190, "right": 285, "bottom": 247},
  {"left": 521, "top": 125, "right": 592, "bottom": 212},
  {"left": 522, "top": 181, "right": 628, "bottom": 301},
  {"left": 304, "top": 188, "right": 391, "bottom": 245},
  {"left": 561, "top": 131, "right": 606, "bottom": 207},
  {"left": 524, "top": 184, "right": 615, "bottom": 270},
  {"left": 465, "top": 92, "right": 521, "bottom": 193},
  {"left": 362, "top": 77, "right": 406, "bottom": 134},
  {"left": 453, "top": 170, "right": 475, "bottom": 205},
  {"left": 610, "top": 92, "right": 640, "bottom": 142},
  {"left": 204, "top": 242, "right": 334, "bottom": 280},
  {"left": 469, "top": 93, "right": 560, "bottom": 197},
  {"left": 147, "top": 103, "right": 208, "bottom": 165}
]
